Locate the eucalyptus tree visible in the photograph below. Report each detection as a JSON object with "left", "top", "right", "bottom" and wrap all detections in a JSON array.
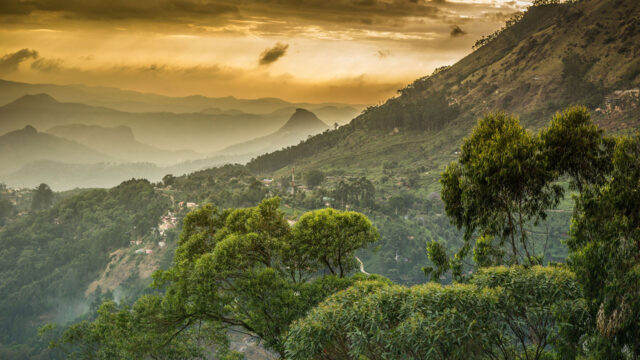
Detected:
[
  {"left": 285, "top": 266, "right": 586, "bottom": 360},
  {"left": 435, "top": 107, "right": 612, "bottom": 279},
  {"left": 567, "top": 134, "right": 640, "bottom": 358}
]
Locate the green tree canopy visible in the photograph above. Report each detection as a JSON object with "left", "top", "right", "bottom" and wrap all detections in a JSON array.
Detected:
[
  {"left": 440, "top": 113, "right": 561, "bottom": 268},
  {"left": 50, "top": 198, "right": 380, "bottom": 358},
  {"left": 304, "top": 169, "right": 325, "bottom": 188},
  {"left": 31, "top": 183, "right": 54, "bottom": 211},
  {"left": 436, "top": 108, "right": 611, "bottom": 278},
  {"left": 567, "top": 134, "right": 640, "bottom": 358},
  {"left": 285, "top": 266, "right": 586, "bottom": 360}
]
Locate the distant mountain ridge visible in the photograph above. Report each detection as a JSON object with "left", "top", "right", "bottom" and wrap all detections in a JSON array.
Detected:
[
  {"left": 0, "top": 79, "right": 365, "bottom": 123},
  {"left": 215, "top": 108, "right": 329, "bottom": 161},
  {"left": 0, "top": 93, "right": 283, "bottom": 153},
  {"left": 47, "top": 124, "right": 202, "bottom": 165},
  {"left": 0, "top": 125, "right": 113, "bottom": 175}
]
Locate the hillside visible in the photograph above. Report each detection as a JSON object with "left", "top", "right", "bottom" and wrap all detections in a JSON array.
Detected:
[
  {"left": 248, "top": 0, "right": 640, "bottom": 176},
  {"left": 1, "top": 1, "right": 639, "bottom": 358},
  {"left": 0, "top": 126, "right": 113, "bottom": 175},
  {"left": 46, "top": 124, "right": 202, "bottom": 165},
  {"left": 216, "top": 108, "right": 329, "bottom": 162}
]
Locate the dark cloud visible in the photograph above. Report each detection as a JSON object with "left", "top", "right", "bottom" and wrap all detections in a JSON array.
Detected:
[
  {"left": 0, "top": 0, "right": 441, "bottom": 27},
  {"left": 0, "top": 0, "right": 237, "bottom": 21},
  {"left": 31, "top": 57, "right": 62, "bottom": 72},
  {"left": 450, "top": 25, "right": 466, "bottom": 37},
  {"left": 259, "top": 43, "right": 289, "bottom": 66},
  {"left": 0, "top": 48, "right": 39, "bottom": 73}
]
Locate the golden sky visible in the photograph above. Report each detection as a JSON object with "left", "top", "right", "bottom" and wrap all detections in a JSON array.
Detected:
[{"left": 0, "top": 0, "right": 531, "bottom": 104}]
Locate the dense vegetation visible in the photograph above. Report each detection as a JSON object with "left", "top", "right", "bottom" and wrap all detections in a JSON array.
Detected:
[
  {"left": 48, "top": 198, "right": 380, "bottom": 359},
  {"left": 43, "top": 107, "right": 640, "bottom": 359},
  {"left": 0, "top": 180, "right": 169, "bottom": 357}
]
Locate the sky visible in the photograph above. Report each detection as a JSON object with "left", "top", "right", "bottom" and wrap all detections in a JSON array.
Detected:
[{"left": 0, "top": 0, "right": 531, "bottom": 104}]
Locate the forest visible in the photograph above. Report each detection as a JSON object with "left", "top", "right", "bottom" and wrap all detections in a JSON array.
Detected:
[{"left": 38, "top": 107, "right": 639, "bottom": 359}]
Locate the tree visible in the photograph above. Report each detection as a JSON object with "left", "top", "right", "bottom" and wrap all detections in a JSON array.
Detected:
[
  {"left": 162, "top": 174, "right": 176, "bottom": 187},
  {"left": 290, "top": 208, "right": 379, "bottom": 278},
  {"left": 539, "top": 106, "right": 614, "bottom": 191},
  {"left": 285, "top": 266, "right": 586, "bottom": 360},
  {"left": 50, "top": 198, "right": 381, "bottom": 358},
  {"left": 440, "top": 113, "right": 561, "bottom": 268},
  {"left": 304, "top": 169, "right": 325, "bottom": 188},
  {"left": 333, "top": 177, "right": 375, "bottom": 209},
  {"left": 31, "top": 183, "right": 53, "bottom": 211},
  {"left": 567, "top": 135, "right": 640, "bottom": 358},
  {"left": 0, "top": 199, "right": 14, "bottom": 226}
]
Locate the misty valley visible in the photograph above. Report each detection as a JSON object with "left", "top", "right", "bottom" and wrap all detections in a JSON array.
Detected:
[{"left": 1, "top": 0, "right": 640, "bottom": 359}]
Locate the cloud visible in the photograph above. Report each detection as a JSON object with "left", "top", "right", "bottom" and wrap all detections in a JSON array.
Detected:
[
  {"left": 259, "top": 43, "right": 289, "bottom": 65},
  {"left": 31, "top": 57, "right": 63, "bottom": 72},
  {"left": 375, "top": 49, "right": 391, "bottom": 59},
  {"left": 450, "top": 25, "right": 466, "bottom": 37},
  {"left": 0, "top": 0, "right": 442, "bottom": 28},
  {"left": 0, "top": 48, "right": 39, "bottom": 73},
  {"left": 0, "top": 0, "right": 238, "bottom": 21}
]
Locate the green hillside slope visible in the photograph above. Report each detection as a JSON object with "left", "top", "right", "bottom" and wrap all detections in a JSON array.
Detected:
[{"left": 248, "top": 0, "right": 640, "bottom": 175}]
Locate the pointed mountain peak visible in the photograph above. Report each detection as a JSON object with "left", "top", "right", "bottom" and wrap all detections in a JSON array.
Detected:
[
  {"left": 278, "top": 108, "right": 328, "bottom": 133},
  {"left": 22, "top": 125, "right": 37, "bottom": 134}
]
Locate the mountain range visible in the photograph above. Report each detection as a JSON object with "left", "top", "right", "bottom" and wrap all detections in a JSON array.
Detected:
[
  {"left": 46, "top": 124, "right": 201, "bottom": 165},
  {"left": 0, "top": 126, "right": 113, "bottom": 175},
  {"left": 0, "top": 79, "right": 363, "bottom": 123},
  {"left": 0, "top": 104, "right": 333, "bottom": 189},
  {"left": 214, "top": 108, "right": 329, "bottom": 162}
]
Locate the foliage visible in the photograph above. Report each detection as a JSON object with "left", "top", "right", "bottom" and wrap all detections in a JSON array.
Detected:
[
  {"left": 0, "top": 197, "right": 15, "bottom": 226},
  {"left": 290, "top": 208, "right": 379, "bottom": 278},
  {"left": 440, "top": 113, "right": 562, "bottom": 269},
  {"left": 0, "top": 179, "right": 168, "bottom": 344},
  {"left": 539, "top": 106, "right": 614, "bottom": 190},
  {"left": 51, "top": 198, "right": 380, "bottom": 358},
  {"left": 438, "top": 108, "right": 610, "bottom": 278},
  {"left": 285, "top": 266, "right": 586, "bottom": 360},
  {"left": 470, "top": 266, "right": 588, "bottom": 360},
  {"left": 567, "top": 134, "right": 640, "bottom": 358},
  {"left": 31, "top": 183, "right": 53, "bottom": 211},
  {"left": 333, "top": 177, "right": 375, "bottom": 210},
  {"left": 304, "top": 169, "right": 325, "bottom": 188}
]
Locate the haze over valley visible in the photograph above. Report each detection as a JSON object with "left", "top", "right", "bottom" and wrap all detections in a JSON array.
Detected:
[{"left": 1, "top": 0, "right": 640, "bottom": 359}]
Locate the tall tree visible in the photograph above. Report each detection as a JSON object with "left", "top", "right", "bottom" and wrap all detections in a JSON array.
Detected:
[
  {"left": 567, "top": 135, "right": 640, "bottom": 358},
  {"left": 440, "top": 113, "right": 561, "bottom": 268},
  {"left": 31, "top": 183, "right": 53, "bottom": 211},
  {"left": 304, "top": 169, "right": 325, "bottom": 188}
]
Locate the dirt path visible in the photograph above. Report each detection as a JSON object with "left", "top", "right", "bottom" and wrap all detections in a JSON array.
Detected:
[{"left": 355, "top": 256, "right": 369, "bottom": 275}]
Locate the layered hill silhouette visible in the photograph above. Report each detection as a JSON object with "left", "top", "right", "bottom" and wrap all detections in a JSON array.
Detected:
[
  {"left": 47, "top": 124, "right": 202, "bottom": 165},
  {"left": 248, "top": 0, "right": 640, "bottom": 174},
  {"left": 0, "top": 125, "right": 113, "bottom": 175},
  {"left": 216, "top": 108, "right": 329, "bottom": 161},
  {"left": 0, "top": 93, "right": 283, "bottom": 153},
  {"left": 0, "top": 79, "right": 363, "bottom": 124}
]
